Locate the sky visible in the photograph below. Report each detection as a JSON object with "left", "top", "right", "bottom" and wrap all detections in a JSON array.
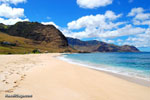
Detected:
[{"left": 0, "top": 0, "right": 150, "bottom": 51}]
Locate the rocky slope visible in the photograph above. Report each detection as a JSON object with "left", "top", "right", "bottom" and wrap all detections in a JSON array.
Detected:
[
  {"left": 67, "top": 37, "right": 140, "bottom": 52},
  {"left": 1, "top": 22, "right": 68, "bottom": 48},
  {"left": 0, "top": 22, "right": 76, "bottom": 54}
]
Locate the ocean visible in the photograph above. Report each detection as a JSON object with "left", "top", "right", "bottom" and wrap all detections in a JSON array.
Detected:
[{"left": 59, "top": 52, "right": 150, "bottom": 82}]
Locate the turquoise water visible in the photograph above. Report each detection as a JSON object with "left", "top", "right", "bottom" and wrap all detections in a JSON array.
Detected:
[{"left": 60, "top": 52, "right": 150, "bottom": 81}]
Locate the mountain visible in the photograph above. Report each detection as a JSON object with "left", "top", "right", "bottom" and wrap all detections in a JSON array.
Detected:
[
  {"left": 67, "top": 37, "right": 140, "bottom": 52},
  {"left": 0, "top": 22, "right": 76, "bottom": 54},
  {"left": 0, "top": 21, "right": 140, "bottom": 54},
  {"left": 1, "top": 22, "right": 68, "bottom": 48}
]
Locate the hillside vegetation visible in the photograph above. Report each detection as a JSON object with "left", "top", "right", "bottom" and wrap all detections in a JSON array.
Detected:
[{"left": 0, "top": 22, "right": 76, "bottom": 54}]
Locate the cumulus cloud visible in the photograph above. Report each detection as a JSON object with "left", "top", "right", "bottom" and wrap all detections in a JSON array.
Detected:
[
  {"left": 68, "top": 10, "right": 122, "bottom": 30},
  {"left": 134, "top": 13, "right": 150, "bottom": 20},
  {"left": 0, "top": 0, "right": 28, "bottom": 25},
  {"left": 124, "top": 27, "right": 150, "bottom": 47},
  {"left": 0, "top": 0, "right": 26, "bottom": 5},
  {"left": 128, "top": 7, "right": 144, "bottom": 16},
  {"left": 0, "top": 4, "right": 24, "bottom": 18},
  {"left": 101, "top": 39, "right": 115, "bottom": 43},
  {"left": 99, "top": 25, "right": 146, "bottom": 38},
  {"left": 41, "top": 21, "right": 59, "bottom": 28},
  {"left": 128, "top": 7, "right": 150, "bottom": 26},
  {"left": 0, "top": 17, "right": 28, "bottom": 25},
  {"left": 105, "top": 10, "right": 122, "bottom": 20},
  {"left": 64, "top": 11, "right": 129, "bottom": 39},
  {"left": 64, "top": 23, "right": 146, "bottom": 39},
  {"left": 76, "top": 0, "right": 113, "bottom": 9}
]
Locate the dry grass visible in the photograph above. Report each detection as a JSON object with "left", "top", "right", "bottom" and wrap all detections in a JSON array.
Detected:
[{"left": 0, "top": 32, "right": 76, "bottom": 54}]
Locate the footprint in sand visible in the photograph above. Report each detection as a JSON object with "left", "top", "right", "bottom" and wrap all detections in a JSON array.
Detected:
[
  {"left": 2, "top": 80, "right": 6, "bottom": 82},
  {"left": 19, "top": 76, "right": 23, "bottom": 80},
  {"left": 16, "top": 72, "right": 20, "bottom": 75},
  {"left": 14, "top": 81, "right": 17, "bottom": 84},
  {"left": 21, "top": 76, "right": 24, "bottom": 78},
  {"left": 13, "top": 85, "right": 18, "bottom": 88},
  {"left": 5, "top": 82, "right": 9, "bottom": 84},
  {"left": 5, "top": 89, "right": 13, "bottom": 93}
]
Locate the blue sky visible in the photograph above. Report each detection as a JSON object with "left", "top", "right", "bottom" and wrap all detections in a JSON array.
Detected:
[{"left": 0, "top": 0, "right": 150, "bottom": 51}]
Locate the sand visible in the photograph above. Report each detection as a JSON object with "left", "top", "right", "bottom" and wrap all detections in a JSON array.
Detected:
[{"left": 0, "top": 53, "right": 150, "bottom": 100}]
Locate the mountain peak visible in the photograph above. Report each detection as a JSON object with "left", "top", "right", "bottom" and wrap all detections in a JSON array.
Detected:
[{"left": 1, "top": 22, "right": 68, "bottom": 48}]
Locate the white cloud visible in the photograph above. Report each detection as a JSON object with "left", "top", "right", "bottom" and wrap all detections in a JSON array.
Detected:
[
  {"left": 128, "top": 7, "right": 144, "bottom": 16},
  {"left": 76, "top": 0, "right": 113, "bottom": 9},
  {"left": 0, "top": 17, "right": 29, "bottom": 25},
  {"left": 62, "top": 28, "right": 91, "bottom": 39},
  {"left": 105, "top": 10, "right": 122, "bottom": 20},
  {"left": 133, "top": 19, "right": 150, "bottom": 26},
  {"left": 117, "top": 39, "right": 123, "bottom": 45},
  {"left": 0, "top": 0, "right": 26, "bottom": 5},
  {"left": 128, "top": 7, "right": 150, "bottom": 26},
  {"left": 105, "top": 39, "right": 115, "bottom": 43},
  {"left": 135, "top": 13, "right": 150, "bottom": 20},
  {"left": 99, "top": 25, "right": 146, "bottom": 38},
  {"left": 64, "top": 11, "right": 137, "bottom": 39},
  {"left": 61, "top": 28, "right": 75, "bottom": 38},
  {"left": 68, "top": 10, "right": 122, "bottom": 30},
  {"left": 124, "top": 27, "right": 150, "bottom": 47},
  {"left": 0, "top": 4, "right": 24, "bottom": 18},
  {"left": 0, "top": 0, "right": 28, "bottom": 25},
  {"left": 41, "top": 21, "right": 59, "bottom": 28}
]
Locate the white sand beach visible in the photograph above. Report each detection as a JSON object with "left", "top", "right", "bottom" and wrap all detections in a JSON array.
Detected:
[{"left": 0, "top": 53, "right": 150, "bottom": 100}]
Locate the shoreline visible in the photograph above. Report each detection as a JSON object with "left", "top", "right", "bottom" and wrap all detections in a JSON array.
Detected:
[
  {"left": 0, "top": 53, "right": 150, "bottom": 100},
  {"left": 57, "top": 54, "right": 150, "bottom": 87}
]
